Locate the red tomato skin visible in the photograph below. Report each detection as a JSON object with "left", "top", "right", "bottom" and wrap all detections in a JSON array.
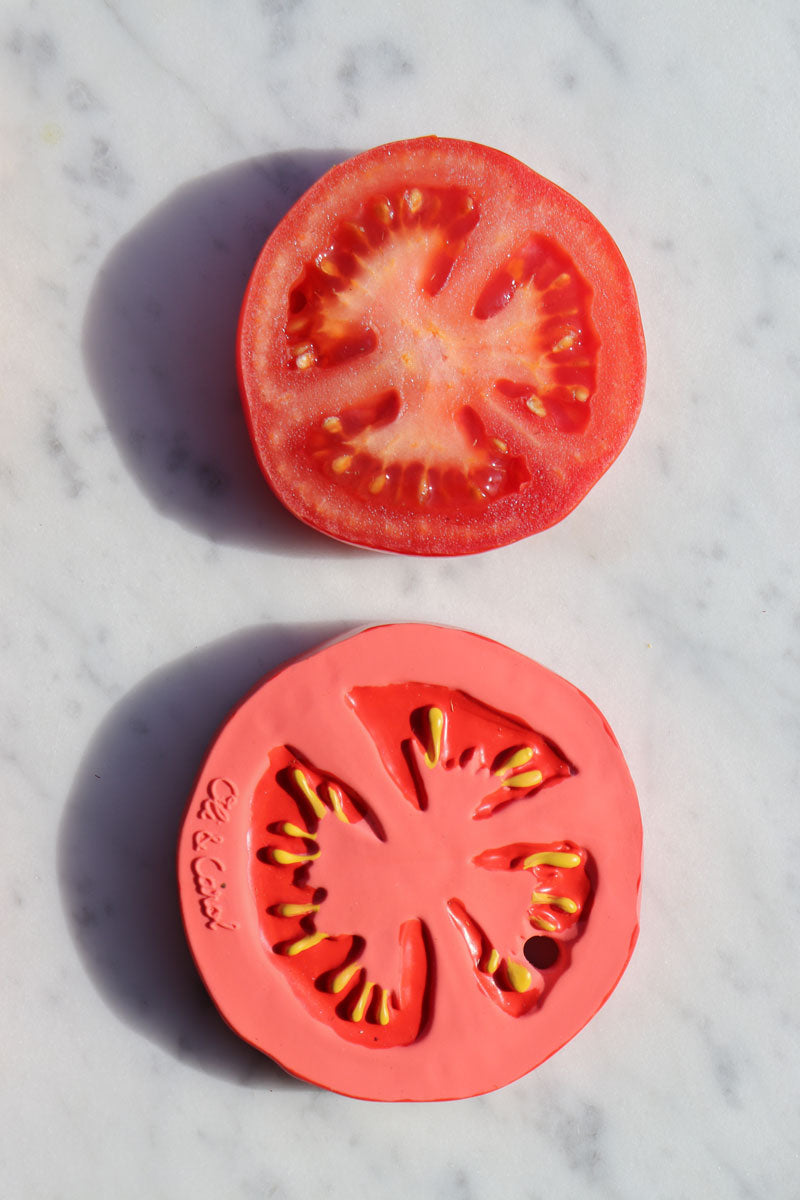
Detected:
[
  {"left": 238, "top": 137, "right": 646, "bottom": 556},
  {"left": 178, "top": 624, "right": 642, "bottom": 1101}
]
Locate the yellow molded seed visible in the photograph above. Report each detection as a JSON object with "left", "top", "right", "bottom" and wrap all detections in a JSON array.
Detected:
[
  {"left": 332, "top": 455, "right": 352, "bottom": 474},
  {"left": 523, "top": 851, "right": 582, "bottom": 870},
  {"left": 331, "top": 962, "right": 360, "bottom": 994},
  {"left": 292, "top": 768, "right": 327, "bottom": 819},
  {"left": 351, "top": 981, "right": 375, "bottom": 1022},
  {"left": 553, "top": 333, "right": 576, "bottom": 352},
  {"left": 280, "top": 821, "right": 314, "bottom": 841},
  {"left": 572, "top": 386, "right": 590, "bottom": 402},
  {"left": 271, "top": 847, "right": 319, "bottom": 866},
  {"left": 494, "top": 746, "right": 534, "bottom": 776},
  {"left": 295, "top": 350, "right": 314, "bottom": 370},
  {"left": 323, "top": 416, "right": 343, "bottom": 433},
  {"left": 503, "top": 769, "right": 543, "bottom": 789},
  {"left": 275, "top": 902, "right": 320, "bottom": 917},
  {"left": 507, "top": 960, "right": 533, "bottom": 993},
  {"left": 378, "top": 989, "right": 391, "bottom": 1026},
  {"left": 286, "top": 931, "right": 329, "bottom": 956},
  {"left": 531, "top": 891, "right": 578, "bottom": 914},
  {"left": 424, "top": 707, "right": 444, "bottom": 768},
  {"left": 486, "top": 948, "right": 500, "bottom": 975},
  {"left": 327, "top": 783, "right": 350, "bottom": 823},
  {"left": 526, "top": 396, "right": 546, "bottom": 417}
]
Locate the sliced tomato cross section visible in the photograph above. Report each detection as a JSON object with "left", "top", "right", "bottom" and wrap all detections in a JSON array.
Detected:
[
  {"left": 238, "top": 138, "right": 646, "bottom": 554},
  {"left": 178, "top": 624, "right": 641, "bottom": 1100}
]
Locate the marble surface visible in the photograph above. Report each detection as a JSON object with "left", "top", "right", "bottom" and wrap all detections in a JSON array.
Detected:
[{"left": 3, "top": 0, "right": 799, "bottom": 1195}]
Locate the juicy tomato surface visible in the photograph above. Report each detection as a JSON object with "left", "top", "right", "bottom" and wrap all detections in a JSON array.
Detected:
[
  {"left": 238, "top": 137, "right": 645, "bottom": 555},
  {"left": 178, "top": 624, "right": 641, "bottom": 1100}
]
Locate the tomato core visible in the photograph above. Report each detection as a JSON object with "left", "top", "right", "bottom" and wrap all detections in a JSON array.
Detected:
[{"left": 291, "top": 187, "right": 601, "bottom": 512}]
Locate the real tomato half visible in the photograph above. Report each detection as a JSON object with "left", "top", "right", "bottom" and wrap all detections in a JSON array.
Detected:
[
  {"left": 238, "top": 137, "right": 645, "bottom": 555},
  {"left": 178, "top": 624, "right": 641, "bottom": 1100}
]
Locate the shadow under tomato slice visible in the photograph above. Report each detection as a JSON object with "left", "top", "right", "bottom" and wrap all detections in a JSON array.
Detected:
[
  {"left": 178, "top": 624, "right": 641, "bottom": 1100},
  {"left": 238, "top": 138, "right": 646, "bottom": 554}
]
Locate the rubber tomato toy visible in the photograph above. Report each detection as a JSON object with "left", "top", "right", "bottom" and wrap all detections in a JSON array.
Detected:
[
  {"left": 178, "top": 625, "right": 641, "bottom": 1100},
  {"left": 238, "top": 137, "right": 645, "bottom": 555}
]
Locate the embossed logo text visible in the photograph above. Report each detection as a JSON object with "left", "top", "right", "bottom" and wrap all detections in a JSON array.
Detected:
[
  {"left": 190, "top": 853, "right": 239, "bottom": 932},
  {"left": 198, "top": 776, "right": 238, "bottom": 824}
]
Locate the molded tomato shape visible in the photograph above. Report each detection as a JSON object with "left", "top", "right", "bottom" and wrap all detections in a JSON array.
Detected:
[
  {"left": 178, "top": 625, "right": 641, "bottom": 1100},
  {"left": 238, "top": 137, "right": 646, "bottom": 554}
]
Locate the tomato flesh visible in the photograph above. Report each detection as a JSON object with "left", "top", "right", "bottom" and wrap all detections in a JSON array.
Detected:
[{"left": 238, "top": 138, "right": 645, "bottom": 554}]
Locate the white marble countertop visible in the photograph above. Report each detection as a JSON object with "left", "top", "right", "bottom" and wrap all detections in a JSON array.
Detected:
[{"left": 3, "top": 1, "right": 799, "bottom": 1196}]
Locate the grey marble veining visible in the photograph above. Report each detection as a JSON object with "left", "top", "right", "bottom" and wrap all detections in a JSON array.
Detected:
[{"left": 3, "top": 1, "right": 800, "bottom": 1197}]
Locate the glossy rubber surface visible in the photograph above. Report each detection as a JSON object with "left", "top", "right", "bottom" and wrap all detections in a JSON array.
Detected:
[{"left": 178, "top": 624, "right": 641, "bottom": 1100}]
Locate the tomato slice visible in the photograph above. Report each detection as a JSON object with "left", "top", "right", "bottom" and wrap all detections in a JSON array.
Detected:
[
  {"left": 178, "top": 624, "right": 641, "bottom": 1100},
  {"left": 238, "top": 137, "right": 645, "bottom": 554}
]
